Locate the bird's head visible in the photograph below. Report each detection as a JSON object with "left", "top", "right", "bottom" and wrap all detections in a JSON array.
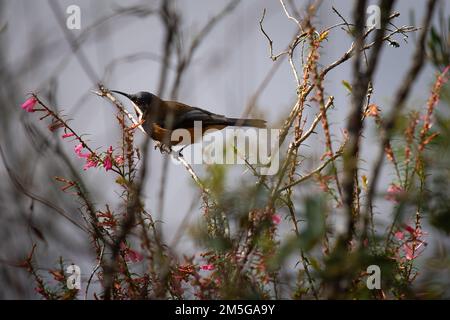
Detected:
[{"left": 111, "top": 90, "right": 154, "bottom": 118}]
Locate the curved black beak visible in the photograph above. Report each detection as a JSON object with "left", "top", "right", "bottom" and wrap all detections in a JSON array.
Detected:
[
  {"left": 111, "top": 90, "right": 133, "bottom": 101},
  {"left": 111, "top": 90, "right": 144, "bottom": 119}
]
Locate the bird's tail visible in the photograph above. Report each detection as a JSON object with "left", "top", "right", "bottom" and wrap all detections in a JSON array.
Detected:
[{"left": 225, "top": 118, "right": 267, "bottom": 128}]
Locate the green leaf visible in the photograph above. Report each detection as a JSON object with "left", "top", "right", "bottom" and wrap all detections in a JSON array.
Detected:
[{"left": 341, "top": 80, "right": 352, "bottom": 93}]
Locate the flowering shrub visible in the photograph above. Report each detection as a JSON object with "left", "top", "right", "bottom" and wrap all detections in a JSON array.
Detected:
[{"left": 8, "top": 1, "right": 450, "bottom": 300}]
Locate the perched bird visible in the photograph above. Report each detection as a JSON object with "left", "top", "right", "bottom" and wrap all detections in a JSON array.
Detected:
[{"left": 112, "top": 90, "right": 266, "bottom": 147}]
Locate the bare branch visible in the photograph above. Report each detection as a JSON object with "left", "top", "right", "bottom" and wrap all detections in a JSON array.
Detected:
[
  {"left": 279, "top": 147, "right": 343, "bottom": 192},
  {"left": 363, "top": 0, "right": 438, "bottom": 240}
]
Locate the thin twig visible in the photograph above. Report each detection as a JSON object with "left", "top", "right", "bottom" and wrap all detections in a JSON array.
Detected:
[
  {"left": 85, "top": 244, "right": 105, "bottom": 300},
  {"left": 278, "top": 149, "right": 343, "bottom": 192},
  {"left": 91, "top": 87, "right": 147, "bottom": 135},
  {"left": 0, "top": 144, "right": 87, "bottom": 232},
  {"left": 280, "top": 0, "right": 303, "bottom": 31},
  {"left": 363, "top": 0, "right": 438, "bottom": 242}
]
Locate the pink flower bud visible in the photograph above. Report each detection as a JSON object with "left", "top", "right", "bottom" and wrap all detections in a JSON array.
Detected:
[
  {"left": 83, "top": 159, "right": 98, "bottom": 171},
  {"left": 21, "top": 97, "right": 37, "bottom": 112},
  {"left": 272, "top": 214, "right": 281, "bottom": 225},
  {"left": 115, "top": 155, "right": 124, "bottom": 165},
  {"left": 394, "top": 231, "right": 404, "bottom": 240},
  {"left": 103, "top": 156, "right": 113, "bottom": 171},
  {"left": 74, "top": 143, "right": 90, "bottom": 158},
  {"left": 201, "top": 264, "right": 214, "bottom": 271},
  {"left": 62, "top": 132, "right": 75, "bottom": 139}
]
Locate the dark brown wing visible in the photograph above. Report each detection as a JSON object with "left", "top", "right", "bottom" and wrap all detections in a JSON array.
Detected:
[
  {"left": 164, "top": 101, "right": 266, "bottom": 129},
  {"left": 162, "top": 101, "right": 228, "bottom": 128},
  {"left": 173, "top": 108, "right": 231, "bottom": 129}
]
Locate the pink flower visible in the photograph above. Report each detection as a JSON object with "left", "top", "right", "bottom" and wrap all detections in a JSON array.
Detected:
[
  {"left": 74, "top": 143, "right": 90, "bottom": 158},
  {"left": 403, "top": 242, "right": 425, "bottom": 261},
  {"left": 103, "top": 146, "right": 114, "bottom": 171},
  {"left": 394, "top": 231, "right": 404, "bottom": 240},
  {"left": 120, "top": 242, "right": 143, "bottom": 263},
  {"left": 21, "top": 97, "right": 37, "bottom": 112},
  {"left": 272, "top": 214, "right": 281, "bottom": 225},
  {"left": 103, "top": 156, "right": 112, "bottom": 171},
  {"left": 115, "top": 155, "right": 124, "bottom": 165},
  {"left": 83, "top": 159, "right": 98, "bottom": 171},
  {"left": 62, "top": 132, "right": 75, "bottom": 139},
  {"left": 74, "top": 143, "right": 83, "bottom": 154},
  {"left": 396, "top": 224, "right": 427, "bottom": 261},
  {"left": 125, "top": 249, "right": 143, "bottom": 263},
  {"left": 201, "top": 264, "right": 214, "bottom": 271},
  {"left": 385, "top": 184, "right": 404, "bottom": 203},
  {"left": 403, "top": 243, "right": 414, "bottom": 260},
  {"left": 404, "top": 225, "right": 415, "bottom": 235}
]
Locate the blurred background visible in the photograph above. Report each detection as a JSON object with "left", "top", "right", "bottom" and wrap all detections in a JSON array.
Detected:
[{"left": 0, "top": 0, "right": 449, "bottom": 299}]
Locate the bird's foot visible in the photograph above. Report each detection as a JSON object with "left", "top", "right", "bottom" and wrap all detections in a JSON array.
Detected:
[{"left": 154, "top": 141, "right": 172, "bottom": 154}]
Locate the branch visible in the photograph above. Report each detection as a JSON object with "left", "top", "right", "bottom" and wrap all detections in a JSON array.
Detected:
[
  {"left": 170, "top": 0, "right": 240, "bottom": 98},
  {"left": 171, "top": 152, "right": 210, "bottom": 195},
  {"left": 363, "top": 0, "right": 438, "bottom": 240},
  {"left": 91, "top": 86, "right": 147, "bottom": 135},
  {"left": 48, "top": 0, "right": 100, "bottom": 84},
  {"left": 278, "top": 148, "right": 343, "bottom": 192},
  {"left": 339, "top": 0, "right": 396, "bottom": 248},
  {"left": 259, "top": 9, "right": 290, "bottom": 61},
  {"left": 280, "top": 0, "right": 303, "bottom": 30},
  {"left": 0, "top": 144, "right": 87, "bottom": 232}
]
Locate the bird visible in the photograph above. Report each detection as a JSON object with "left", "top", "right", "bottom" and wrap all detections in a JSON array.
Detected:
[{"left": 111, "top": 90, "right": 266, "bottom": 150}]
